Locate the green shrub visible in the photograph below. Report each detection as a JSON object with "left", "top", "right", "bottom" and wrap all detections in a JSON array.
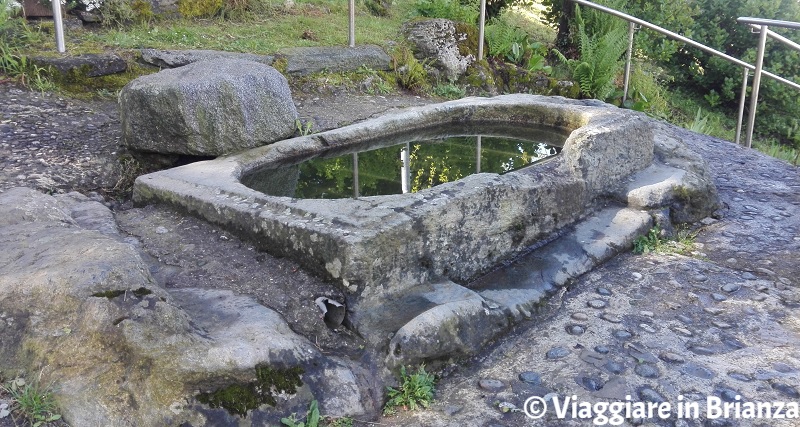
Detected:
[
  {"left": 179, "top": 0, "right": 222, "bottom": 18},
  {"left": 98, "top": 0, "right": 135, "bottom": 26},
  {"left": 484, "top": 18, "right": 528, "bottom": 63},
  {"left": 433, "top": 82, "right": 464, "bottom": 99},
  {"left": 364, "top": 0, "right": 391, "bottom": 17},
  {"left": 383, "top": 365, "right": 436, "bottom": 415},
  {"left": 543, "top": 0, "right": 800, "bottom": 144}
]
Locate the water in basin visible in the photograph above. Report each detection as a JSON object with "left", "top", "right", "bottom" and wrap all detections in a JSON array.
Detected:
[{"left": 242, "top": 124, "right": 568, "bottom": 199}]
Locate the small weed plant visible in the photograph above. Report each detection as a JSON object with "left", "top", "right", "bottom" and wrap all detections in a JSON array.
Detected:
[
  {"left": 294, "top": 119, "right": 314, "bottom": 136},
  {"left": 281, "top": 399, "right": 320, "bottom": 427},
  {"left": 2, "top": 376, "right": 62, "bottom": 427},
  {"left": 433, "top": 82, "right": 464, "bottom": 99},
  {"left": 391, "top": 46, "right": 430, "bottom": 92},
  {"left": 383, "top": 365, "right": 436, "bottom": 415},
  {"left": 633, "top": 225, "right": 698, "bottom": 256},
  {"left": 280, "top": 399, "right": 354, "bottom": 427}
]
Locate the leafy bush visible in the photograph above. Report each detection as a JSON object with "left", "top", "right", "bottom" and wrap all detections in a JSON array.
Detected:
[
  {"left": 485, "top": 18, "right": 528, "bottom": 63},
  {"left": 413, "top": 0, "right": 477, "bottom": 24},
  {"left": 383, "top": 365, "right": 436, "bottom": 415},
  {"left": 543, "top": 0, "right": 800, "bottom": 144},
  {"left": 484, "top": 18, "right": 551, "bottom": 74}
]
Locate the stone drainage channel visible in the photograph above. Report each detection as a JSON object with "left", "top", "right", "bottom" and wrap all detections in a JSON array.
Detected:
[{"left": 133, "top": 94, "right": 719, "bottom": 421}]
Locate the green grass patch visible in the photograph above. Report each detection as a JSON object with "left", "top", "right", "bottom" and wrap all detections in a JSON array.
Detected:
[
  {"left": 753, "top": 140, "right": 800, "bottom": 166},
  {"left": 72, "top": 0, "right": 413, "bottom": 55},
  {"left": 2, "top": 376, "right": 62, "bottom": 427}
]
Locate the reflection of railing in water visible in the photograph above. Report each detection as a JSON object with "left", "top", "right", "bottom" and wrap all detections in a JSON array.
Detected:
[{"left": 349, "top": 136, "right": 560, "bottom": 198}]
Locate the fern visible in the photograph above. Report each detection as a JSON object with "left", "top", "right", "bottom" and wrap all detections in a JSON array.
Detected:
[
  {"left": 484, "top": 19, "right": 529, "bottom": 64},
  {"left": 552, "top": 5, "right": 628, "bottom": 100}
]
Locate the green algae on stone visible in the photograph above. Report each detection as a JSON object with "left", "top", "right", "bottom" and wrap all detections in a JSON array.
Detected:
[{"left": 196, "top": 364, "right": 304, "bottom": 416}]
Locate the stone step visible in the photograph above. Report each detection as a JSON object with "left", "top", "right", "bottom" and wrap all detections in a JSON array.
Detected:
[
  {"left": 476, "top": 206, "right": 652, "bottom": 320},
  {"left": 365, "top": 206, "right": 652, "bottom": 369}
]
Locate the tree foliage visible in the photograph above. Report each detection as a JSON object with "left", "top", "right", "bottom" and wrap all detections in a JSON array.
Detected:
[{"left": 543, "top": 0, "right": 800, "bottom": 143}]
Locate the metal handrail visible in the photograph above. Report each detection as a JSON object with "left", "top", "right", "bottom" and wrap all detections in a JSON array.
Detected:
[
  {"left": 569, "top": 0, "right": 800, "bottom": 92},
  {"left": 738, "top": 17, "right": 800, "bottom": 147},
  {"left": 569, "top": 0, "right": 800, "bottom": 148},
  {"left": 747, "top": 26, "right": 800, "bottom": 54},
  {"left": 738, "top": 17, "right": 800, "bottom": 30}
]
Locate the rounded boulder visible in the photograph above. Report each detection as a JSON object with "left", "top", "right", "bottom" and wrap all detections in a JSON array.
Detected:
[{"left": 119, "top": 58, "right": 298, "bottom": 156}]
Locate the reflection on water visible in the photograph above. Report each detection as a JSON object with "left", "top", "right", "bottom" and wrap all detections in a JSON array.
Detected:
[{"left": 242, "top": 127, "right": 566, "bottom": 199}]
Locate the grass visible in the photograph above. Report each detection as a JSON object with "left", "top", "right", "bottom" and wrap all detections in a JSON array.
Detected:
[
  {"left": 1, "top": 375, "right": 62, "bottom": 427},
  {"left": 54, "top": 0, "right": 416, "bottom": 55},
  {"left": 383, "top": 365, "right": 436, "bottom": 415},
  {"left": 753, "top": 140, "right": 800, "bottom": 166}
]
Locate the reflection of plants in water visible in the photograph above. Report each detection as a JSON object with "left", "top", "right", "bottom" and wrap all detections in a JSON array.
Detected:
[
  {"left": 409, "top": 142, "right": 466, "bottom": 193},
  {"left": 290, "top": 135, "right": 561, "bottom": 198}
]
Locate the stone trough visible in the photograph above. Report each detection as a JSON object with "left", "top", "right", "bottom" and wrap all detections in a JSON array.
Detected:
[{"left": 134, "top": 94, "right": 719, "bottom": 368}]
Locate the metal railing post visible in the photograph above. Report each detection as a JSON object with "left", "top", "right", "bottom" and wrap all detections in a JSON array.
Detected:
[
  {"left": 52, "top": 0, "right": 66, "bottom": 53},
  {"left": 745, "top": 25, "right": 769, "bottom": 148},
  {"left": 352, "top": 153, "right": 359, "bottom": 198},
  {"left": 735, "top": 67, "right": 749, "bottom": 146},
  {"left": 348, "top": 0, "right": 355, "bottom": 47},
  {"left": 401, "top": 143, "right": 411, "bottom": 194},
  {"left": 622, "top": 21, "right": 636, "bottom": 103},
  {"left": 478, "top": 0, "right": 486, "bottom": 61},
  {"left": 476, "top": 135, "right": 482, "bottom": 173}
]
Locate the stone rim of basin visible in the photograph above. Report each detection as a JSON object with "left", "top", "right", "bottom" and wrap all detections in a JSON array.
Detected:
[{"left": 133, "top": 94, "right": 715, "bottom": 303}]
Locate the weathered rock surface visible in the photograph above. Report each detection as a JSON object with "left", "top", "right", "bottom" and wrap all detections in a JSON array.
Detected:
[
  {"left": 119, "top": 58, "right": 298, "bottom": 156},
  {"left": 278, "top": 45, "right": 392, "bottom": 75},
  {"left": 139, "top": 48, "right": 275, "bottom": 69},
  {"left": 0, "top": 187, "right": 373, "bottom": 426},
  {"left": 403, "top": 18, "right": 475, "bottom": 81},
  {"left": 31, "top": 53, "right": 128, "bottom": 77}
]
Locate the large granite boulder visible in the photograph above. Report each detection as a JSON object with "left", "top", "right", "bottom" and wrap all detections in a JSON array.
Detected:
[
  {"left": 402, "top": 18, "right": 475, "bottom": 81},
  {"left": 0, "top": 187, "right": 373, "bottom": 426},
  {"left": 119, "top": 58, "right": 298, "bottom": 156}
]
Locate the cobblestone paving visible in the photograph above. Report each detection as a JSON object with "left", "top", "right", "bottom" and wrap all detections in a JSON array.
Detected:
[
  {"left": 381, "top": 130, "right": 800, "bottom": 427},
  {"left": 0, "top": 85, "right": 121, "bottom": 195}
]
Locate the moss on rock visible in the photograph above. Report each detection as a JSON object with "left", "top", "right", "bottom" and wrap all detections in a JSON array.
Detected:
[{"left": 196, "top": 365, "right": 304, "bottom": 417}]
